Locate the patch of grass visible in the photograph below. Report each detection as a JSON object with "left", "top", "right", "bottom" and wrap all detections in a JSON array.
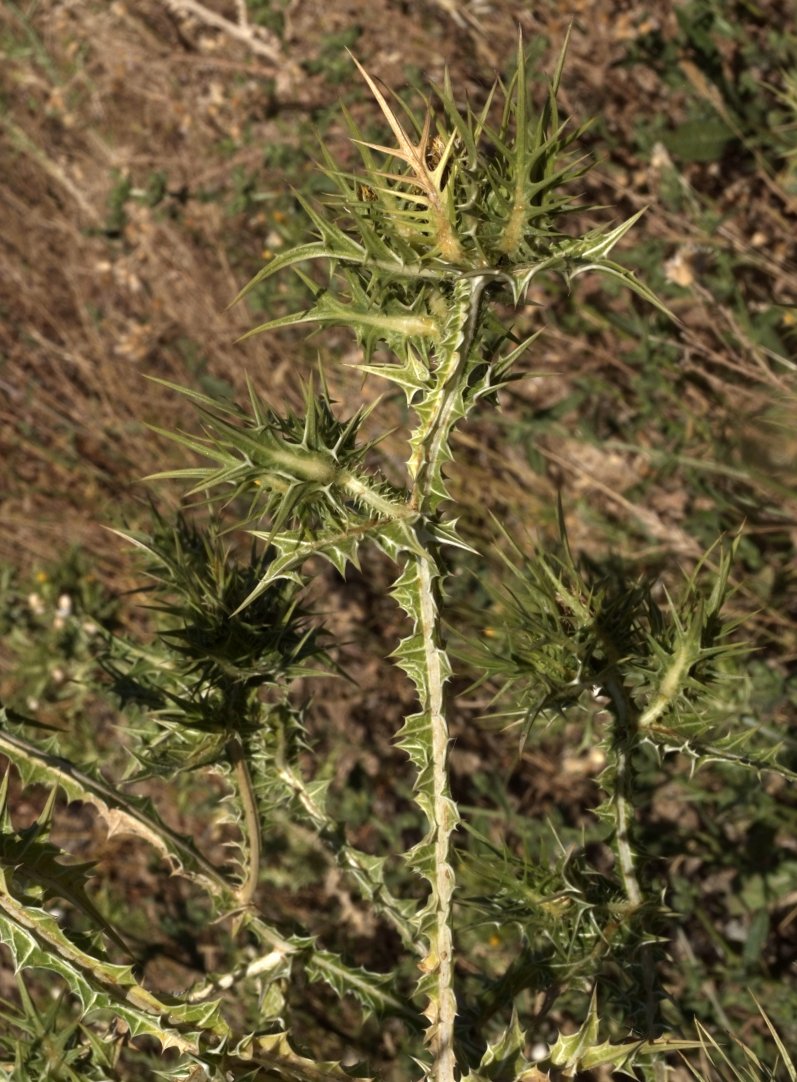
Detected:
[{"left": 303, "top": 26, "right": 363, "bottom": 83}]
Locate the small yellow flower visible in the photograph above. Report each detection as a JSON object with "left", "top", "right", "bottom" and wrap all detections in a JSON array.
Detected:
[{"left": 425, "top": 134, "right": 448, "bottom": 170}]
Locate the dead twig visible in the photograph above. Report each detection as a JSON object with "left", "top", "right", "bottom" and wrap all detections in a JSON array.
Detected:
[{"left": 158, "top": 0, "right": 301, "bottom": 87}]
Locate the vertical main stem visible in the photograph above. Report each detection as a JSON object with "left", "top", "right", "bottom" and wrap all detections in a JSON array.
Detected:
[
  {"left": 415, "top": 550, "right": 457, "bottom": 1082},
  {"left": 399, "top": 276, "right": 486, "bottom": 1082}
]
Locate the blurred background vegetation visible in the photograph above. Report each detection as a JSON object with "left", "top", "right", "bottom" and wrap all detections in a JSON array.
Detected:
[{"left": 1, "top": 0, "right": 796, "bottom": 1077}]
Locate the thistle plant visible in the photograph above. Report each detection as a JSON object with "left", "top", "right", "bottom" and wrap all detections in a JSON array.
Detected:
[{"left": 1, "top": 36, "right": 793, "bottom": 1082}]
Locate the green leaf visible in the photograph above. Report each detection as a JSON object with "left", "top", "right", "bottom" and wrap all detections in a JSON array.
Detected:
[
  {"left": 0, "top": 721, "right": 226, "bottom": 895},
  {"left": 304, "top": 950, "right": 420, "bottom": 1025},
  {"left": 230, "top": 238, "right": 366, "bottom": 309},
  {"left": 547, "top": 989, "right": 699, "bottom": 1076},
  {"left": 0, "top": 876, "right": 229, "bottom": 1058},
  {"left": 460, "top": 1011, "right": 541, "bottom": 1082}
]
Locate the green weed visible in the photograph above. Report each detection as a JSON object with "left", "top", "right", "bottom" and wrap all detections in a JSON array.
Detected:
[{"left": 0, "top": 36, "right": 794, "bottom": 1082}]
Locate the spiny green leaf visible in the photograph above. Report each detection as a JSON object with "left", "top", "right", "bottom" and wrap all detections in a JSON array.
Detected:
[
  {"left": 229, "top": 239, "right": 365, "bottom": 309},
  {"left": 0, "top": 881, "right": 229, "bottom": 1058},
  {"left": 0, "top": 722, "right": 225, "bottom": 894},
  {"left": 546, "top": 988, "right": 700, "bottom": 1076},
  {"left": 0, "top": 775, "right": 131, "bottom": 957},
  {"left": 304, "top": 950, "right": 420, "bottom": 1025},
  {"left": 239, "top": 1030, "right": 369, "bottom": 1082},
  {"left": 460, "top": 1011, "right": 541, "bottom": 1082}
]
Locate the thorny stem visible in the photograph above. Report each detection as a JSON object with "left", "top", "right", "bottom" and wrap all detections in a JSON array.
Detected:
[
  {"left": 603, "top": 678, "right": 643, "bottom": 910},
  {"left": 415, "top": 548, "right": 457, "bottom": 1082},
  {"left": 603, "top": 670, "right": 655, "bottom": 1035},
  {"left": 403, "top": 275, "right": 486, "bottom": 1082},
  {"left": 227, "top": 734, "right": 262, "bottom": 911},
  {"left": 410, "top": 276, "right": 488, "bottom": 506}
]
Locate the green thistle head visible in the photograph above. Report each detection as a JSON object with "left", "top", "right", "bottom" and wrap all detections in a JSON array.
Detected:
[{"left": 234, "top": 31, "right": 667, "bottom": 371}]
